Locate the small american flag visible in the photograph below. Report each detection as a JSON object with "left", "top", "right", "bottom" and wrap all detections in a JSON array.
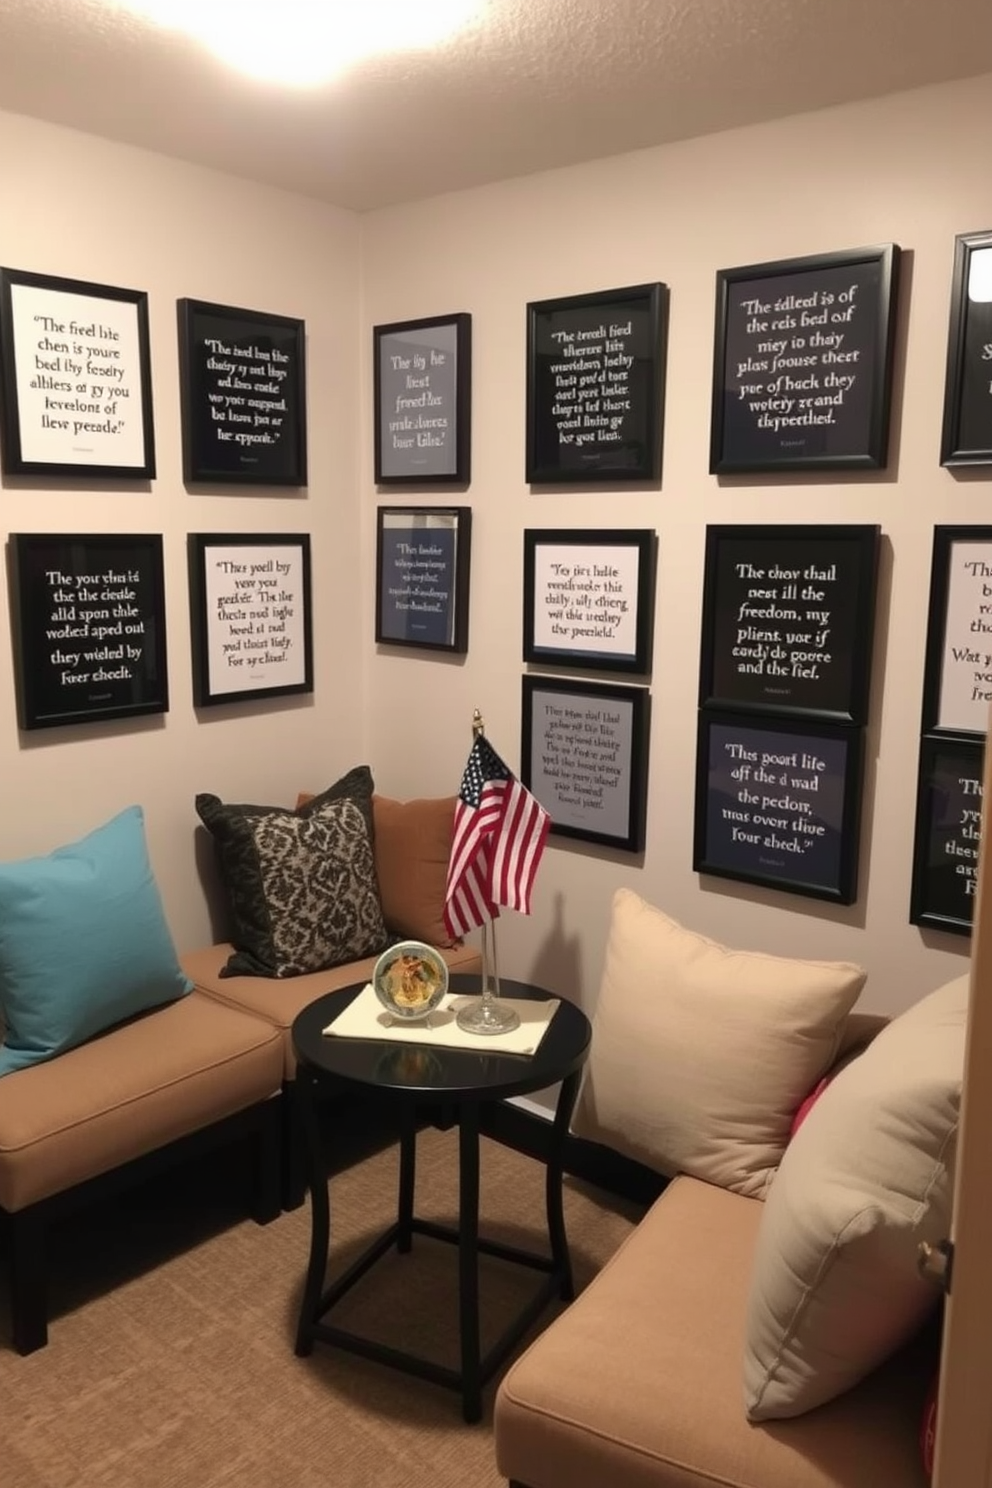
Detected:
[{"left": 443, "top": 734, "right": 550, "bottom": 939}]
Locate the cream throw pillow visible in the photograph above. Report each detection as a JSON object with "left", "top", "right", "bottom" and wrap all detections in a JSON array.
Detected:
[
  {"left": 571, "top": 889, "right": 866, "bottom": 1197},
  {"left": 744, "top": 973, "right": 966, "bottom": 1421}
]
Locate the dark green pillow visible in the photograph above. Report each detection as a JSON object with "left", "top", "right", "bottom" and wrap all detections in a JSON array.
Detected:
[{"left": 196, "top": 765, "right": 390, "bottom": 978}]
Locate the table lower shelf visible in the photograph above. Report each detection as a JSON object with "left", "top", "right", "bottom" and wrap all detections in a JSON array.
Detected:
[{"left": 295, "top": 1215, "right": 567, "bottom": 1421}]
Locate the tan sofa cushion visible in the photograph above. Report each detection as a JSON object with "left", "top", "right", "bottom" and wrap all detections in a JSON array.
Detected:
[
  {"left": 0, "top": 991, "right": 282, "bottom": 1212},
  {"left": 495, "top": 1176, "right": 930, "bottom": 1488},
  {"left": 744, "top": 973, "right": 965, "bottom": 1421},
  {"left": 571, "top": 889, "right": 866, "bottom": 1196},
  {"left": 184, "top": 939, "right": 483, "bottom": 1078}
]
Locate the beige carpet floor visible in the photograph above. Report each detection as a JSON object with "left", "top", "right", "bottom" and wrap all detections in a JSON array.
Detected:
[{"left": 0, "top": 1122, "right": 642, "bottom": 1488}]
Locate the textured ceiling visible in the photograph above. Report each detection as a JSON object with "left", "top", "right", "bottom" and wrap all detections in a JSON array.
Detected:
[{"left": 0, "top": 0, "right": 991, "bottom": 212}]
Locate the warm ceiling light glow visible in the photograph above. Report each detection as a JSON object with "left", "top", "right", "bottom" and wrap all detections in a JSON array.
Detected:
[{"left": 121, "top": 0, "right": 484, "bottom": 86}]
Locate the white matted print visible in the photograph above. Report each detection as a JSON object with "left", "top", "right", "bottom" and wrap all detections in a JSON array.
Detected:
[
  {"left": 0, "top": 268, "right": 155, "bottom": 477},
  {"left": 188, "top": 534, "right": 313, "bottom": 706},
  {"left": 922, "top": 528, "right": 992, "bottom": 736},
  {"left": 523, "top": 528, "right": 656, "bottom": 674}
]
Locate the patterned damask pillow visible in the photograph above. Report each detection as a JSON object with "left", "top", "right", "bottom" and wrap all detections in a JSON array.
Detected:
[{"left": 196, "top": 765, "right": 391, "bottom": 978}]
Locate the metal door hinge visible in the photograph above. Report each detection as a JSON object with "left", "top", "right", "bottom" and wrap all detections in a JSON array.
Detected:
[{"left": 917, "top": 1238, "right": 954, "bottom": 1295}]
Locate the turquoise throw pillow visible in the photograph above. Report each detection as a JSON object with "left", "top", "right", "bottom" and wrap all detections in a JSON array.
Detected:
[{"left": 0, "top": 806, "right": 193, "bottom": 1077}]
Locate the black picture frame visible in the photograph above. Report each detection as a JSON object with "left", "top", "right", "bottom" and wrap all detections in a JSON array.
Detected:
[
  {"left": 188, "top": 533, "right": 313, "bottom": 707},
  {"left": 709, "top": 244, "right": 900, "bottom": 474},
  {"left": 0, "top": 267, "right": 155, "bottom": 478},
  {"left": 693, "top": 709, "right": 863, "bottom": 904},
  {"left": 521, "top": 674, "right": 650, "bottom": 853},
  {"left": 375, "top": 507, "right": 471, "bottom": 653},
  {"left": 373, "top": 313, "right": 471, "bottom": 484},
  {"left": 177, "top": 299, "right": 307, "bottom": 485},
  {"left": 8, "top": 533, "right": 168, "bottom": 729},
  {"left": 940, "top": 230, "right": 992, "bottom": 467},
  {"left": 698, "top": 524, "right": 879, "bottom": 724},
  {"left": 920, "top": 525, "right": 992, "bottom": 737},
  {"left": 526, "top": 282, "right": 667, "bottom": 484},
  {"left": 523, "top": 528, "right": 657, "bottom": 674},
  {"left": 910, "top": 734, "right": 984, "bottom": 936}
]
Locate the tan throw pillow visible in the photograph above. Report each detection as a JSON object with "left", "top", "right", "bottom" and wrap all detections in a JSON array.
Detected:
[
  {"left": 571, "top": 888, "right": 865, "bottom": 1197},
  {"left": 297, "top": 791, "right": 459, "bottom": 948},
  {"left": 372, "top": 794, "right": 459, "bottom": 948},
  {"left": 743, "top": 973, "right": 966, "bottom": 1421}
]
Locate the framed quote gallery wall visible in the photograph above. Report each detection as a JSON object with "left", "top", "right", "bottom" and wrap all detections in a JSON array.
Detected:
[
  {"left": 0, "top": 267, "right": 155, "bottom": 478},
  {"left": 373, "top": 313, "right": 471, "bottom": 485},
  {"left": 526, "top": 282, "right": 668, "bottom": 484},
  {"left": 940, "top": 229, "right": 992, "bottom": 467},
  {"left": 8, "top": 532, "right": 168, "bottom": 729},
  {"left": 523, "top": 528, "right": 657, "bottom": 674},
  {"left": 709, "top": 243, "right": 900, "bottom": 474},
  {"left": 188, "top": 533, "right": 313, "bottom": 707},
  {"left": 521, "top": 674, "right": 650, "bottom": 853},
  {"left": 177, "top": 298, "right": 307, "bottom": 485}
]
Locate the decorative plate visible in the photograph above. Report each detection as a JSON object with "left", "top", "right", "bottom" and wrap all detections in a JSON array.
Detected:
[{"left": 372, "top": 940, "right": 449, "bottom": 1022}]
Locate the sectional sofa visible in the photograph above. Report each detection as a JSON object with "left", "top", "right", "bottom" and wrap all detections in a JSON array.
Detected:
[
  {"left": 0, "top": 775, "right": 479, "bottom": 1352},
  {"left": 494, "top": 890, "right": 961, "bottom": 1488}
]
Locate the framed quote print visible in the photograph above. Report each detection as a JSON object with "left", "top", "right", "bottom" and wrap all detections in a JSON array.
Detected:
[
  {"left": 521, "top": 674, "right": 650, "bottom": 853},
  {"left": 0, "top": 267, "right": 155, "bottom": 478},
  {"left": 188, "top": 533, "right": 312, "bottom": 706},
  {"left": 177, "top": 298, "right": 307, "bottom": 485},
  {"left": 920, "top": 526, "right": 992, "bottom": 737},
  {"left": 709, "top": 244, "right": 900, "bottom": 474},
  {"left": 940, "top": 230, "right": 992, "bottom": 467},
  {"left": 523, "top": 528, "right": 657, "bottom": 674},
  {"left": 373, "top": 313, "right": 471, "bottom": 484},
  {"left": 910, "top": 734, "right": 984, "bottom": 935},
  {"left": 526, "top": 282, "right": 668, "bottom": 484},
  {"left": 375, "top": 506, "right": 471, "bottom": 653},
  {"left": 698, "top": 524, "right": 879, "bottom": 724},
  {"left": 693, "top": 709, "right": 863, "bottom": 904},
  {"left": 8, "top": 532, "right": 168, "bottom": 729}
]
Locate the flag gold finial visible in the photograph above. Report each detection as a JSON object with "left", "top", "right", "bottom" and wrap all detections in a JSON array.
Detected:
[{"left": 472, "top": 708, "right": 485, "bottom": 738}]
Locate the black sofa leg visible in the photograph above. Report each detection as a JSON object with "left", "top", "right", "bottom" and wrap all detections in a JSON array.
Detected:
[
  {"left": 250, "top": 1097, "right": 283, "bottom": 1225},
  {"left": 8, "top": 1207, "right": 48, "bottom": 1354}
]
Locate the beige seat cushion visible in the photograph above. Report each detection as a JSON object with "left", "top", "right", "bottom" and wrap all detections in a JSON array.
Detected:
[
  {"left": 0, "top": 991, "right": 283, "bottom": 1212},
  {"left": 184, "top": 940, "right": 483, "bottom": 1078},
  {"left": 571, "top": 889, "right": 866, "bottom": 1196},
  {"left": 495, "top": 1176, "right": 930, "bottom": 1488}
]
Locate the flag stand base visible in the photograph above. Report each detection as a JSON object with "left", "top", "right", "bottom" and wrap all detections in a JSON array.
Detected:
[{"left": 455, "top": 917, "right": 521, "bottom": 1035}]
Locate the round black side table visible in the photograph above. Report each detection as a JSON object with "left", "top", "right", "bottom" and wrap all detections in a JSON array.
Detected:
[{"left": 291, "top": 974, "right": 592, "bottom": 1422}]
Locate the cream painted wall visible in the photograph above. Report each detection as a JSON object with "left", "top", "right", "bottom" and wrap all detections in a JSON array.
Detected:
[
  {"left": 0, "top": 108, "right": 365, "bottom": 951},
  {"left": 361, "top": 71, "right": 992, "bottom": 1019}
]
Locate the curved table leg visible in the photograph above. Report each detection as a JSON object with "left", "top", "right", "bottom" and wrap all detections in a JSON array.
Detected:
[
  {"left": 458, "top": 1102, "right": 482, "bottom": 1423},
  {"left": 546, "top": 1068, "right": 582, "bottom": 1302},
  {"left": 294, "top": 1068, "right": 330, "bottom": 1357}
]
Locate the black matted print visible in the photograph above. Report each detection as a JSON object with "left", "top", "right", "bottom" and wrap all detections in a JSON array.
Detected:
[
  {"left": 178, "top": 299, "right": 307, "bottom": 485},
  {"left": 526, "top": 283, "right": 667, "bottom": 483},
  {"left": 9, "top": 533, "right": 168, "bottom": 729},
  {"left": 699, "top": 524, "right": 879, "bottom": 723},
  {"left": 710, "top": 245, "right": 900, "bottom": 473}
]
